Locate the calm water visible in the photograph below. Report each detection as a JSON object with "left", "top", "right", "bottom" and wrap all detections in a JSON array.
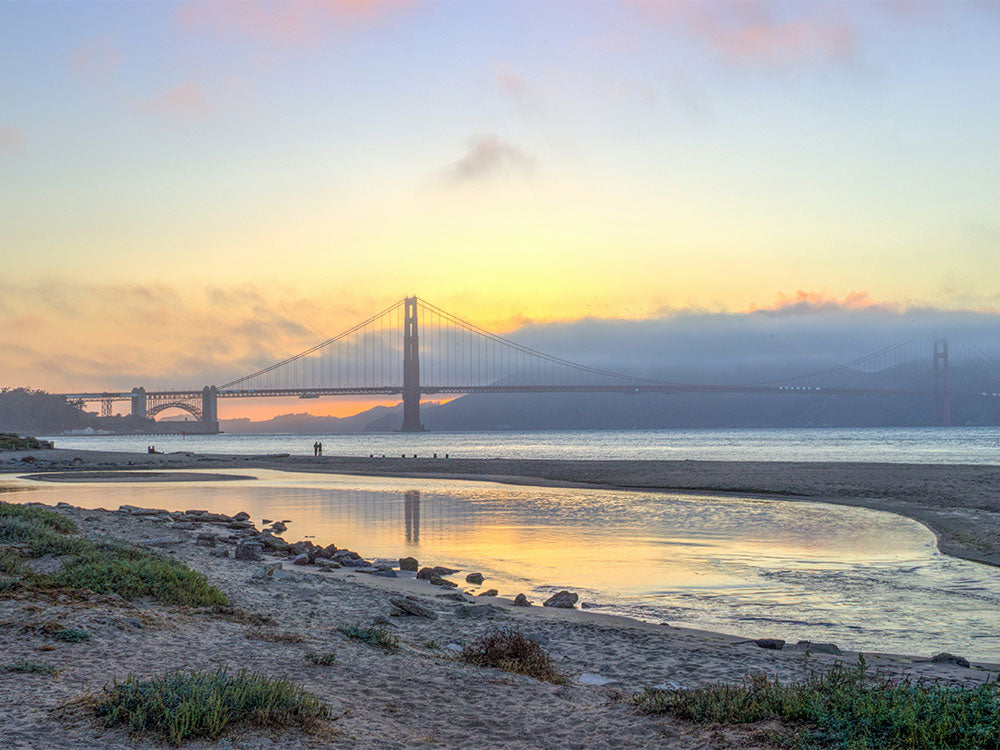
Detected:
[
  {"left": 4, "top": 468, "right": 1000, "bottom": 661},
  {"left": 45, "top": 426, "right": 1000, "bottom": 464}
]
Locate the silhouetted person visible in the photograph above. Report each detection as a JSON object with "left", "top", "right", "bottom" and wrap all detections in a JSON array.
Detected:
[
  {"left": 312, "top": 441, "right": 318, "bottom": 456},
  {"left": 318, "top": 441, "right": 323, "bottom": 456}
]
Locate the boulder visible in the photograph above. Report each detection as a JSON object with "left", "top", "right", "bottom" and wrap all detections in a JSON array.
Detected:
[
  {"left": 513, "top": 593, "right": 531, "bottom": 607},
  {"left": 341, "top": 557, "right": 372, "bottom": 568},
  {"left": 416, "top": 567, "right": 437, "bottom": 580},
  {"left": 227, "top": 521, "right": 254, "bottom": 530},
  {"left": 258, "top": 531, "right": 290, "bottom": 551},
  {"left": 232, "top": 511, "right": 251, "bottom": 522},
  {"left": 477, "top": 589, "right": 498, "bottom": 597},
  {"left": 372, "top": 567, "right": 397, "bottom": 578},
  {"left": 430, "top": 577, "right": 458, "bottom": 588},
  {"left": 389, "top": 597, "right": 438, "bottom": 619},
  {"left": 314, "top": 558, "right": 342, "bottom": 569},
  {"left": 931, "top": 652, "right": 971, "bottom": 668},
  {"left": 235, "top": 541, "right": 264, "bottom": 561},
  {"left": 291, "top": 553, "right": 311, "bottom": 565},
  {"left": 754, "top": 638, "right": 785, "bottom": 650},
  {"left": 270, "top": 521, "right": 287, "bottom": 533},
  {"left": 399, "top": 556, "right": 419, "bottom": 571},
  {"left": 210, "top": 548, "right": 230, "bottom": 558},
  {"left": 542, "top": 591, "right": 579, "bottom": 609},
  {"left": 465, "top": 572, "right": 485, "bottom": 585},
  {"left": 251, "top": 562, "right": 283, "bottom": 580},
  {"left": 432, "top": 566, "right": 459, "bottom": 576},
  {"left": 184, "top": 509, "right": 208, "bottom": 515}
]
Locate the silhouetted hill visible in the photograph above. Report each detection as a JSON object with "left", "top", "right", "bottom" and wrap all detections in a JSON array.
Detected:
[
  {"left": 220, "top": 405, "right": 401, "bottom": 434},
  {"left": 0, "top": 388, "right": 101, "bottom": 434}
]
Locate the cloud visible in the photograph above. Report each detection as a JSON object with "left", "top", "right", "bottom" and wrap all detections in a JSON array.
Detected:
[
  {"left": 626, "top": 1, "right": 858, "bottom": 66},
  {"left": 439, "top": 135, "right": 538, "bottom": 184},
  {"left": 139, "top": 82, "right": 211, "bottom": 119},
  {"left": 72, "top": 35, "right": 122, "bottom": 81},
  {"left": 175, "top": 0, "right": 416, "bottom": 45},
  {"left": 0, "top": 126, "right": 24, "bottom": 153},
  {"left": 747, "top": 290, "right": 894, "bottom": 315}
]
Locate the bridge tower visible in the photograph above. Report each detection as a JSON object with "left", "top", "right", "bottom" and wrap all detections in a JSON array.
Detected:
[
  {"left": 130, "top": 387, "right": 147, "bottom": 420},
  {"left": 401, "top": 296, "right": 424, "bottom": 432},
  {"left": 933, "top": 339, "right": 951, "bottom": 426},
  {"left": 201, "top": 386, "right": 218, "bottom": 426}
]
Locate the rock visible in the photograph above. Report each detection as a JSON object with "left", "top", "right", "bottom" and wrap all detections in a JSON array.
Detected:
[
  {"left": 432, "top": 566, "right": 459, "bottom": 576},
  {"left": 262, "top": 519, "right": 272, "bottom": 525},
  {"left": 233, "top": 511, "right": 250, "bottom": 522},
  {"left": 477, "top": 589, "right": 498, "bottom": 597},
  {"left": 389, "top": 597, "right": 438, "bottom": 619},
  {"left": 430, "top": 577, "right": 458, "bottom": 588},
  {"left": 195, "top": 537, "right": 215, "bottom": 547},
  {"left": 754, "top": 638, "right": 785, "bottom": 650},
  {"left": 445, "top": 643, "right": 463, "bottom": 654},
  {"left": 372, "top": 615, "right": 394, "bottom": 627},
  {"left": 184, "top": 509, "right": 207, "bottom": 516},
  {"left": 651, "top": 680, "right": 684, "bottom": 691},
  {"left": 543, "top": 591, "right": 579, "bottom": 609},
  {"left": 341, "top": 558, "right": 372, "bottom": 568},
  {"left": 436, "top": 592, "right": 468, "bottom": 601},
  {"left": 251, "top": 562, "right": 283, "bottom": 580},
  {"left": 258, "top": 532, "right": 290, "bottom": 551},
  {"left": 416, "top": 567, "right": 436, "bottom": 580},
  {"left": 227, "top": 521, "right": 254, "bottom": 529},
  {"left": 314, "top": 558, "right": 342, "bottom": 569},
  {"left": 580, "top": 602, "right": 599, "bottom": 609},
  {"left": 931, "top": 652, "right": 971, "bottom": 668},
  {"left": 795, "top": 640, "right": 841, "bottom": 655},
  {"left": 210, "top": 548, "right": 230, "bottom": 558},
  {"left": 333, "top": 549, "right": 361, "bottom": 561},
  {"left": 291, "top": 553, "right": 311, "bottom": 565},
  {"left": 235, "top": 541, "right": 264, "bottom": 561},
  {"left": 465, "top": 572, "right": 484, "bottom": 584},
  {"left": 455, "top": 604, "right": 500, "bottom": 619},
  {"left": 372, "top": 567, "right": 397, "bottom": 578},
  {"left": 513, "top": 593, "right": 531, "bottom": 607},
  {"left": 578, "top": 673, "right": 618, "bottom": 686},
  {"left": 270, "top": 521, "right": 287, "bottom": 533},
  {"left": 399, "top": 556, "right": 419, "bottom": 571},
  {"left": 171, "top": 521, "right": 197, "bottom": 530}
]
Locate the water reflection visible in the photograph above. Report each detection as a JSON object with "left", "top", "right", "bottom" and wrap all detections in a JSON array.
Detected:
[
  {"left": 405, "top": 490, "right": 420, "bottom": 543},
  {"left": 3, "top": 469, "right": 1000, "bottom": 660}
]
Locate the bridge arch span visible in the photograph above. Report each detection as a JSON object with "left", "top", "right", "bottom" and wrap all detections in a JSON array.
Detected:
[{"left": 146, "top": 401, "right": 202, "bottom": 420}]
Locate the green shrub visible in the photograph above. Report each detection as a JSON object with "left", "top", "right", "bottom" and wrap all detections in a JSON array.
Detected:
[
  {"left": 3, "top": 658, "right": 60, "bottom": 675},
  {"left": 94, "top": 669, "right": 329, "bottom": 746},
  {"left": 0, "top": 434, "right": 53, "bottom": 451},
  {"left": 53, "top": 627, "right": 91, "bottom": 642},
  {"left": 0, "top": 501, "right": 76, "bottom": 533},
  {"left": 634, "top": 656, "right": 1000, "bottom": 749},
  {"left": 0, "top": 502, "right": 226, "bottom": 607},
  {"left": 460, "top": 627, "right": 565, "bottom": 684},
  {"left": 338, "top": 624, "right": 399, "bottom": 653}
]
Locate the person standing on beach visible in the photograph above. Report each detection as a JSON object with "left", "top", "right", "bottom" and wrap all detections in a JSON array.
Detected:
[
  {"left": 312, "top": 441, "right": 318, "bottom": 456},
  {"left": 318, "top": 441, "right": 323, "bottom": 456}
]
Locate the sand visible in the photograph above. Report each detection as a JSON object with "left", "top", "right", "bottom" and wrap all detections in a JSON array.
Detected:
[{"left": 1, "top": 499, "right": 994, "bottom": 749}]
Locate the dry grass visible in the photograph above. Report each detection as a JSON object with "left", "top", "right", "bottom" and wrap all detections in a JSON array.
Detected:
[{"left": 460, "top": 627, "right": 566, "bottom": 684}]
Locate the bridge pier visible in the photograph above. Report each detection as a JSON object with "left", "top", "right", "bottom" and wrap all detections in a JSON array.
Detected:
[
  {"left": 400, "top": 296, "right": 425, "bottom": 432},
  {"left": 130, "top": 387, "right": 146, "bottom": 420},
  {"left": 201, "top": 386, "right": 218, "bottom": 427},
  {"left": 933, "top": 340, "right": 950, "bottom": 426}
]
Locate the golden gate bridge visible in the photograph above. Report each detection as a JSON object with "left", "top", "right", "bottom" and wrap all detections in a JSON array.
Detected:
[{"left": 60, "top": 297, "right": 1000, "bottom": 431}]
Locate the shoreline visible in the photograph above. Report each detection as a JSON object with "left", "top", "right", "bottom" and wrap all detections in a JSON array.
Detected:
[{"left": 4, "top": 446, "right": 1000, "bottom": 569}]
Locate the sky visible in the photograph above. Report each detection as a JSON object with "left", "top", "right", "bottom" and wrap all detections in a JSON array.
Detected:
[{"left": 1, "top": 1, "right": 999, "bottom": 418}]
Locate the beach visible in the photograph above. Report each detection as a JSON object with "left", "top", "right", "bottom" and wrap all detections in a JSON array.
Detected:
[{"left": 1, "top": 484, "right": 995, "bottom": 749}]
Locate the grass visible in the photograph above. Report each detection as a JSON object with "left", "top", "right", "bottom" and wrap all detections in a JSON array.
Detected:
[
  {"left": 459, "top": 627, "right": 566, "bottom": 684},
  {"left": 307, "top": 652, "right": 336, "bottom": 666},
  {"left": 3, "top": 657, "right": 60, "bottom": 675},
  {"left": 0, "top": 501, "right": 226, "bottom": 608},
  {"left": 52, "top": 627, "right": 91, "bottom": 642},
  {"left": 424, "top": 640, "right": 441, "bottom": 650},
  {"left": 338, "top": 624, "right": 399, "bottom": 653},
  {"left": 633, "top": 656, "right": 1000, "bottom": 750},
  {"left": 93, "top": 669, "right": 330, "bottom": 746}
]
